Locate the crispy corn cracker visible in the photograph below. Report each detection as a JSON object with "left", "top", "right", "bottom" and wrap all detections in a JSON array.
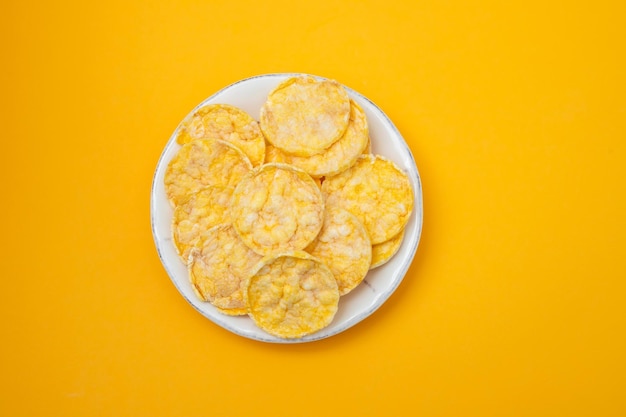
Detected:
[
  {"left": 164, "top": 139, "right": 252, "bottom": 207},
  {"left": 245, "top": 251, "right": 339, "bottom": 338},
  {"left": 306, "top": 207, "right": 371, "bottom": 295},
  {"left": 188, "top": 224, "right": 263, "bottom": 315},
  {"left": 259, "top": 76, "right": 350, "bottom": 157},
  {"left": 270, "top": 99, "right": 369, "bottom": 178},
  {"left": 371, "top": 228, "right": 405, "bottom": 269},
  {"left": 176, "top": 104, "right": 265, "bottom": 166},
  {"left": 231, "top": 163, "right": 324, "bottom": 256},
  {"left": 321, "top": 154, "right": 413, "bottom": 244},
  {"left": 171, "top": 185, "right": 233, "bottom": 263}
]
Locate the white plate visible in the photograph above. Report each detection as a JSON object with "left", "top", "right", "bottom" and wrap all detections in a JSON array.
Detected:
[{"left": 151, "top": 73, "right": 423, "bottom": 343}]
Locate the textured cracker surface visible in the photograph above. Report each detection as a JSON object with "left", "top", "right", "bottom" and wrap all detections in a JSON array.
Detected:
[
  {"left": 371, "top": 227, "right": 405, "bottom": 269},
  {"left": 188, "top": 224, "right": 262, "bottom": 314},
  {"left": 272, "top": 100, "right": 369, "bottom": 178},
  {"left": 176, "top": 104, "right": 265, "bottom": 166},
  {"left": 231, "top": 163, "right": 324, "bottom": 256},
  {"left": 264, "top": 142, "right": 288, "bottom": 164},
  {"left": 164, "top": 139, "right": 252, "bottom": 207},
  {"left": 322, "top": 154, "right": 413, "bottom": 244},
  {"left": 245, "top": 251, "right": 339, "bottom": 338},
  {"left": 259, "top": 76, "right": 350, "bottom": 157},
  {"left": 306, "top": 207, "right": 372, "bottom": 295},
  {"left": 171, "top": 185, "right": 233, "bottom": 263}
]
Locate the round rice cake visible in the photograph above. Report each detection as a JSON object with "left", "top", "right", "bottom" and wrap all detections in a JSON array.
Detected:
[
  {"left": 188, "top": 224, "right": 263, "bottom": 315},
  {"left": 272, "top": 99, "right": 369, "bottom": 178},
  {"left": 305, "top": 207, "right": 371, "bottom": 295},
  {"left": 259, "top": 76, "right": 351, "bottom": 157},
  {"left": 322, "top": 154, "right": 413, "bottom": 244},
  {"left": 164, "top": 139, "right": 252, "bottom": 207},
  {"left": 231, "top": 163, "right": 324, "bottom": 256},
  {"left": 371, "top": 227, "right": 405, "bottom": 269},
  {"left": 176, "top": 104, "right": 265, "bottom": 166},
  {"left": 245, "top": 251, "right": 339, "bottom": 338},
  {"left": 171, "top": 185, "right": 234, "bottom": 263}
]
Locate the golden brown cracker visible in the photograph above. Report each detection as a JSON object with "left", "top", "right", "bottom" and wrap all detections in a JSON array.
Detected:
[
  {"left": 164, "top": 139, "right": 252, "bottom": 207},
  {"left": 259, "top": 76, "right": 350, "bottom": 157},
  {"left": 188, "top": 224, "right": 263, "bottom": 314},
  {"left": 306, "top": 207, "right": 371, "bottom": 295},
  {"left": 171, "top": 185, "right": 233, "bottom": 263},
  {"left": 231, "top": 163, "right": 324, "bottom": 256},
  {"left": 321, "top": 154, "right": 413, "bottom": 244},
  {"left": 275, "top": 99, "right": 369, "bottom": 178},
  {"left": 245, "top": 251, "right": 339, "bottom": 338},
  {"left": 177, "top": 104, "right": 265, "bottom": 166},
  {"left": 371, "top": 228, "right": 405, "bottom": 269}
]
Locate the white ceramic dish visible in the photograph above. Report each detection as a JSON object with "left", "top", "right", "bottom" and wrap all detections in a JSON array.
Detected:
[{"left": 151, "top": 73, "right": 423, "bottom": 343}]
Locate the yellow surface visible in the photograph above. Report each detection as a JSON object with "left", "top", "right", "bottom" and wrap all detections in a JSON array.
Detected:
[{"left": 2, "top": 0, "right": 625, "bottom": 416}]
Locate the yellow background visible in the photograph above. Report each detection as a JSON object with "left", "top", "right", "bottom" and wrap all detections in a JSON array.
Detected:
[{"left": 2, "top": 1, "right": 625, "bottom": 416}]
